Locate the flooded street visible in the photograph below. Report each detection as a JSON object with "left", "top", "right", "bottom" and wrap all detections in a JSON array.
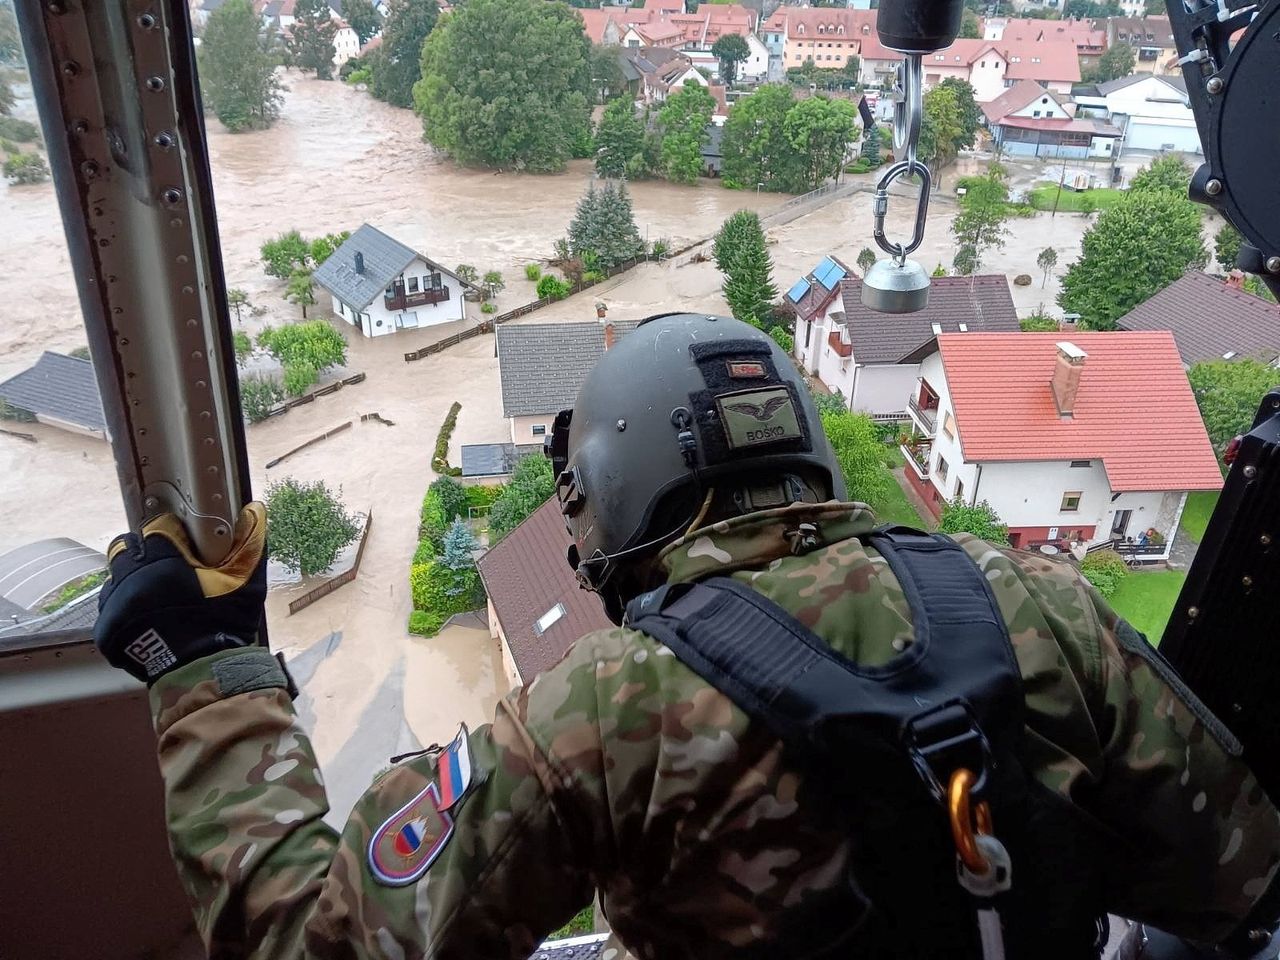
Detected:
[{"left": 1, "top": 75, "right": 1100, "bottom": 812}]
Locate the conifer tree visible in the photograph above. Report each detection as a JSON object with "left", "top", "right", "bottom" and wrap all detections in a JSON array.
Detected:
[{"left": 291, "top": 0, "right": 339, "bottom": 79}]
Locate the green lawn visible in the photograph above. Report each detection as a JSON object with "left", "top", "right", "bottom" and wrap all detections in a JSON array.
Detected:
[
  {"left": 1178, "top": 490, "right": 1219, "bottom": 544},
  {"left": 1109, "top": 570, "right": 1187, "bottom": 643},
  {"left": 1026, "top": 184, "right": 1126, "bottom": 213},
  {"left": 866, "top": 449, "right": 930, "bottom": 528}
]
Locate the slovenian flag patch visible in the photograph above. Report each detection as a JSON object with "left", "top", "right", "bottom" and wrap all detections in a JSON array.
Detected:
[{"left": 368, "top": 725, "right": 474, "bottom": 886}]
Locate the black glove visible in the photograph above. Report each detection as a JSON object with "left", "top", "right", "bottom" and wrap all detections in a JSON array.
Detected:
[{"left": 93, "top": 503, "right": 268, "bottom": 684}]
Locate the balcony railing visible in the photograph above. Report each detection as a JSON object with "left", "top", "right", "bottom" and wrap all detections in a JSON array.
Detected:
[
  {"left": 901, "top": 442, "right": 930, "bottom": 479},
  {"left": 908, "top": 395, "right": 938, "bottom": 434},
  {"left": 385, "top": 286, "right": 450, "bottom": 311}
]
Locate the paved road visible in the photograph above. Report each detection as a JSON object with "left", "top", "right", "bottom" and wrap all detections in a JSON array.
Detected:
[{"left": 0, "top": 537, "right": 105, "bottom": 609}]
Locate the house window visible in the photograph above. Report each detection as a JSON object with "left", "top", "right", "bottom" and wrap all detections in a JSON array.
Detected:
[
  {"left": 534, "top": 603, "right": 566, "bottom": 636},
  {"left": 407, "top": 276, "right": 420, "bottom": 293},
  {"left": 1061, "top": 491, "right": 1082, "bottom": 511},
  {"left": 936, "top": 455, "right": 950, "bottom": 482},
  {"left": 1069, "top": 459, "right": 1091, "bottom": 468},
  {"left": 429, "top": 272, "right": 443, "bottom": 289},
  {"left": 955, "top": 478, "right": 965, "bottom": 502},
  {"left": 942, "top": 411, "right": 956, "bottom": 440},
  {"left": 1033, "top": 110, "right": 1041, "bottom": 117},
  {"left": 531, "top": 424, "right": 547, "bottom": 437}
]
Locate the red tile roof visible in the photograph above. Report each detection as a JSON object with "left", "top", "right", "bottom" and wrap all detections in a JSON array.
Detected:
[
  {"left": 763, "top": 6, "right": 876, "bottom": 41},
  {"left": 576, "top": 8, "right": 620, "bottom": 45},
  {"left": 996, "top": 116, "right": 1121, "bottom": 136},
  {"left": 476, "top": 498, "right": 613, "bottom": 682},
  {"left": 937, "top": 331, "right": 1222, "bottom": 492},
  {"left": 981, "top": 79, "right": 1053, "bottom": 123}
]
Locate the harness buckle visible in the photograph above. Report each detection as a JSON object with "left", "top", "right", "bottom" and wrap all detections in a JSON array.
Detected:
[{"left": 903, "top": 700, "right": 994, "bottom": 804}]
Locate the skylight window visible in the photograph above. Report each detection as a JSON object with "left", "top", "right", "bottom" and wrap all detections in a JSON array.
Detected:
[{"left": 535, "top": 603, "right": 566, "bottom": 635}]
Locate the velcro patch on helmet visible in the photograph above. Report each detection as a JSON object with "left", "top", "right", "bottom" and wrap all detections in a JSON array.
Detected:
[{"left": 716, "top": 387, "right": 803, "bottom": 450}]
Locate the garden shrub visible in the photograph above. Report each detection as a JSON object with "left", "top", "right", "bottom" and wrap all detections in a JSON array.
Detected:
[
  {"left": 466, "top": 484, "right": 504, "bottom": 511},
  {"left": 524, "top": 263, "right": 542, "bottom": 282},
  {"left": 1081, "top": 549, "right": 1128, "bottom": 598},
  {"left": 432, "top": 401, "right": 462, "bottom": 475}
]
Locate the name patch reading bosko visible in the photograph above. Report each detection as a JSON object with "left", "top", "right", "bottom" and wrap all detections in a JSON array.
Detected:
[
  {"left": 368, "top": 725, "right": 473, "bottom": 886},
  {"left": 716, "top": 387, "right": 803, "bottom": 449}
]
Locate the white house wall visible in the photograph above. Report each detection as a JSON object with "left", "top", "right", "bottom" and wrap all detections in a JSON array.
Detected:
[
  {"left": 966, "top": 55, "right": 1008, "bottom": 101},
  {"left": 510, "top": 413, "right": 553, "bottom": 446},
  {"left": 1009, "top": 91, "right": 1068, "bottom": 120},
  {"left": 850, "top": 363, "right": 917, "bottom": 417}
]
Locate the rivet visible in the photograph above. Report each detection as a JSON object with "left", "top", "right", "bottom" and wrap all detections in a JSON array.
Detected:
[
  {"left": 206, "top": 465, "right": 219, "bottom": 475},
  {"left": 1261, "top": 533, "right": 1272, "bottom": 546},
  {"left": 176, "top": 254, "right": 189, "bottom": 264},
  {"left": 1242, "top": 575, "right": 1254, "bottom": 588},
  {"left": 196, "top": 380, "right": 207, "bottom": 389},
  {"left": 1207, "top": 76, "right": 1224, "bottom": 94},
  {"left": 203, "top": 437, "right": 215, "bottom": 446},
  {"left": 1244, "top": 464, "right": 1257, "bottom": 478},
  {"left": 137, "top": 12, "right": 157, "bottom": 29},
  {"left": 144, "top": 496, "right": 159, "bottom": 508},
  {"left": 162, "top": 187, "right": 182, "bottom": 204},
  {"left": 214, "top": 524, "right": 228, "bottom": 536},
  {"left": 182, "top": 285, "right": 194, "bottom": 295},
  {"left": 170, "top": 218, "right": 184, "bottom": 228},
  {"left": 191, "top": 350, "right": 203, "bottom": 360},
  {"left": 1205, "top": 179, "right": 1222, "bottom": 196},
  {"left": 47, "top": 1, "right": 66, "bottom": 13},
  {"left": 146, "top": 76, "right": 165, "bottom": 92},
  {"left": 154, "top": 131, "right": 175, "bottom": 148},
  {"left": 616, "top": 418, "right": 627, "bottom": 431},
  {"left": 71, "top": 118, "right": 89, "bottom": 134},
  {"left": 1267, "top": 256, "right": 1280, "bottom": 274},
  {"left": 137, "top": 427, "right": 147, "bottom": 436},
  {"left": 80, "top": 160, "right": 99, "bottom": 178},
  {"left": 61, "top": 60, "right": 79, "bottom": 77},
  {"left": 1187, "top": 606, "right": 1199, "bottom": 619}
]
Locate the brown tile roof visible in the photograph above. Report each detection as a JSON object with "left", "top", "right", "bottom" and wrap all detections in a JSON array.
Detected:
[
  {"left": 996, "top": 116, "right": 1121, "bottom": 136},
  {"left": 837, "top": 274, "right": 1020, "bottom": 364},
  {"left": 476, "top": 498, "right": 613, "bottom": 682},
  {"left": 1115, "top": 271, "right": 1280, "bottom": 365},
  {"left": 981, "top": 79, "right": 1053, "bottom": 123},
  {"left": 937, "top": 331, "right": 1223, "bottom": 492}
]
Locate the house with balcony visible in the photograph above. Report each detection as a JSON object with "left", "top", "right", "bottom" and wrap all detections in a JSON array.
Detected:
[
  {"left": 789, "top": 265, "right": 1018, "bottom": 419},
  {"left": 900, "top": 331, "right": 1222, "bottom": 560},
  {"left": 312, "top": 224, "right": 474, "bottom": 338}
]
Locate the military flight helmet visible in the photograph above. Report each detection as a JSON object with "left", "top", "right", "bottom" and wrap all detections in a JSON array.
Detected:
[{"left": 546, "top": 312, "right": 845, "bottom": 622}]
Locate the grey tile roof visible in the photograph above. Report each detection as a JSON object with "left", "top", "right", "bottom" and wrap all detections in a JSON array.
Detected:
[
  {"left": 0, "top": 590, "right": 100, "bottom": 639},
  {"left": 1115, "top": 271, "right": 1280, "bottom": 365},
  {"left": 497, "top": 321, "right": 639, "bottom": 418},
  {"left": 461, "top": 442, "right": 543, "bottom": 478},
  {"left": 0, "top": 352, "right": 105, "bottom": 434},
  {"left": 312, "top": 223, "right": 460, "bottom": 312},
  {"left": 838, "top": 275, "right": 1019, "bottom": 364}
]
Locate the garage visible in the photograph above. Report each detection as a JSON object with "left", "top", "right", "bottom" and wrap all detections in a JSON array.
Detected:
[{"left": 1124, "top": 116, "right": 1203, "bottom": 154}]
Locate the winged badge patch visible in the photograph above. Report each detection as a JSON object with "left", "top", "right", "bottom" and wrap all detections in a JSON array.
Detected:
[{"left": 716, "top": 387, "right": 803, "bottom": 450}]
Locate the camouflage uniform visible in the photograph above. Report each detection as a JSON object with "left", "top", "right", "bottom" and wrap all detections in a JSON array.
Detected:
[{"left": 151, "top": 502, "right": 1280, "bottom": 959}]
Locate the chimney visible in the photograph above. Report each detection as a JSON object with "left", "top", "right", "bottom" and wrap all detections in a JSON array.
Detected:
[
  {"left": 1226, "top": 269, "right": 1245, "bottom": 290},
  {"left": 604, "top": 322, "right": 616, "bottom": 351},
  {"left": 354, "top": 251, "right": 365, "bottom": 275},
  {"left": 1051, "top": 341, "right": 1087, "bottom": 417}
]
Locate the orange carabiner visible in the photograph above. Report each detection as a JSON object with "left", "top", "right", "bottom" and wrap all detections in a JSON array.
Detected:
[{"left": 948, "top": 768, "right": 993, "bottom": 874}]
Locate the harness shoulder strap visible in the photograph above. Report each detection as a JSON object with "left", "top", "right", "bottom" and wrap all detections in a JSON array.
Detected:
[{"left": 624, "top": 527, "right": 1023, "bottom": 791}]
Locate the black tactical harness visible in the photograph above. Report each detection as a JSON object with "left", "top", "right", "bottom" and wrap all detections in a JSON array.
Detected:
[{"left": 625, "top": 526, "right": 1108, "bottom": 958}]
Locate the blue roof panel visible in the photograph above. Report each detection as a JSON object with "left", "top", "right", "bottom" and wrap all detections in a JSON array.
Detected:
[
  {"left": 814, "top": 256, "right": 846, "bottom": 290},
  {"left": 786, "top": 278, "right": 810, "bottom": 303}
]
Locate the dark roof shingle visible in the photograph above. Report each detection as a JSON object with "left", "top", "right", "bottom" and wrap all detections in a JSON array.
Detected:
[
  {"left": 312, "top": 223, "right": 461, "bottom": 311},
  {"left": 1115, "top": 272, "right": 1280, "bottom": 365},
  {"left": 0, "top": 352, "right": 105, "bottom": 433},
  {"left": 837, "top": 275, "right": 1019, "bottom": 364},
  {"left": 476, "top": 498, "right": 613, "bottom": 681},
  {"left": 497, "top": 321, "right": 638, "bottom": 418}
]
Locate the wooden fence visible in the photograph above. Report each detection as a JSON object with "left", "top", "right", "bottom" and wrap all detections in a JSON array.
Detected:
[
  {"left": 259, "top": 372, "right": 367, "bottom": 420},
  {"left": 287, "top": 508, "right": 374, "bottom": 615},
  {"left": 0, "top": 427, "right": 36, "bottom": 443},
  {"left": 265, "top": 420, "right": 354, "bottom": 469}
]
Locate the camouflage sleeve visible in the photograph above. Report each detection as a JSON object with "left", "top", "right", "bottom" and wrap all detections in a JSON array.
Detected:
[
  {"left": 997, "top": 549, "right": 1280, "bottom": 942},
  {"left": 150, "top": 645, "right": 600, "bottom": 959}
]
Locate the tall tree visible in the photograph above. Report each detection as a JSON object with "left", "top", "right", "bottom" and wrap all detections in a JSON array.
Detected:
[
  {"left": 588, "top": 44, "right": 626, "bottom": 103},
  {"left": 1059, "top": 190, "right": 1207, "bottom": 329},
  {"left": 860, "top": 125, "right": 881, "bottom": 166},
  {"left": 711, "top": 33, "right": 751, "bottom": 86},
  {"left": 290, "top": 0, "right": 339, "bottom": 80},
  {"left": 198, "top": 0, "right": 284, "bottom": 132},
  {"left": 370, "top": 0, "right": 439, "bottom": 108},
  {"left": 1215, "top": 222, "right": 1243, "bottom": 272},
  {"left": 656, "top": 84, "right": 715, "bottom": 183},
  {"left": 950, "top": 165, "right": 1010, "bottom": 274},
  {"left": 959, "top": 8, "right": 981, "bottom": 38},
  {"left": 1037, "top": 247, "right": 1058, "bottom": 288},
  {"left": 286, "top": 270, "right": 317, "bottom": 318},
  {"left": 938, "top": 78, "right": 981, "bottom": 153},
  {"left": 1088, "top": 43, "right": 1135, "bottom": 83},
  {"left": 595, "top": 97, "right": 645, "bottom": 179},
  {"left": 567, "top": 181, "right": 645, "bottom": 268},
  {"left": 1130, "top": 153, "right": 1191, "bottom": 194},
  {"left": 416, "top": 0, "right": 591, "bottom": 171},
  {"left": 345, "top": 0, "right": 383, "bottom": 45},
  {"left": 856, "top": 246, "right": 877, "bottom": 275},
  {"left": 918, "top": 83, "right": 964, "bottom": 176},
  {"left": 265, "top": 478, "right": 358, "bottom": 577},
  {"left": 721, "top": 83, "right": 801, "bottom": 192},
  {"left": 783, "top": 95, "right": 858, "bottom": 190},
  {"left": 0, "top": 75, "right": 14, "bottom": 116},
  {"left": 227, "top": 288, "right": 251, "bottom": 323},
  {"left": 715, "top": 211, "right": 776, "bottom": 327}
]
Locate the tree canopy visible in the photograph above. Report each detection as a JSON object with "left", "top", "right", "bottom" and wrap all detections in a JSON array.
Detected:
[
  {"left": 1086, "top": 43, "right": 1134, "bottom": 83},
  {"left": 657, "top": 84, "right": 715, "bottom": 184},
  {"left": 290, "top": 0, "right": 339, "bottom": 80},
  {"left": 489, "top": 455, "right": 555, "bottom": 541},
  {"left": 197, "top": 0, "right": 284, "bottom": 132},
  {"left": 369, "top": 0, "right": 439, "bottom": 108},
  {"left": 919, "top": 83, "right": 965, "bottom": 173},
  {"left": 345, "top": 0, "right": 383, "bottom": 45},
  {"left": 266, "top": 478, "right": 359, "bottom": 577},
  {"left": 711, "top": 33, "right": 750, "bottom": 86},
  {"left": 567, "top": 181, "right": 645, "bottom": 269},
  {"left": 1130, "top": 153, "right": 1192, "bottom": 194},
  {"left": 416, "top": 0, "right": 591, "bottom": 172},
  {"left": 1188, "top": 358, "right": 1279, "bottom": 456},
  {"left": 820, "top": 410, "right": 889, "bottom": 505},
  {"left": 937, "top": 78, "right": 981, "bottom": 152},
  {"left": 0, "top": 3, "right": 21, "bottom": 66},
  {"left": 1058, "top": 189, "right": 1207, "bottom": 329},
  {"left": 1215, "top": 222, "right": 1243, "bottom": 272},
  {"left": 714, "top": 210, "right": 776, "bottom": 327},
  {"left": 721, "top": 83, "right": 800, "bottom": 191},
  {"left": 951, "top": 165, "right": 1010, "bottom": 274},
  {"left": 0, "top": 75, "right": 14, "bottom": 117},
  {"left": 783, "top": 96, "right": 858, "bottom": 191},
  {"left": 595, "top": 98, "right": 645, "bottom": 179},
  {"left": 939, "top": 499, "right": 1009, "bottom": 544}
]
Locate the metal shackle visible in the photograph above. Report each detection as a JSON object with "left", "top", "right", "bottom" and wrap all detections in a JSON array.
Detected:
[{"left": 872, "top": 159, "right": 933, "bottom": 262}]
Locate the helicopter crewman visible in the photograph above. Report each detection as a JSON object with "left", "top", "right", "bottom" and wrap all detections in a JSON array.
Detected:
[{"left": 95, "top": 315, "right": 1280, "bottom": 959}]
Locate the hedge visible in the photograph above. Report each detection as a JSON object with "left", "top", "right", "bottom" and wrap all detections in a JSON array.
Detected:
[
  {"left": 432, "top": 401, "right": 462, "bottom": 476},
  {"left": 466, "top": 484, "right": 504, "bottom": 511},
  {"left": 409, "top": 609, "right": 445, "bottom": 637},
  {"left": 1081, "top": 549, "right": 1128, "bottom": 598},
  {"left": 408, "top": 558, "right": 481, "bottom": 636}
]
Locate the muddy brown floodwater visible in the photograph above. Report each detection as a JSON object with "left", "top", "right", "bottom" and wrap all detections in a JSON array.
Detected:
[{"left": 0, "top": 74, "right": 1105, "bottom": 814}]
